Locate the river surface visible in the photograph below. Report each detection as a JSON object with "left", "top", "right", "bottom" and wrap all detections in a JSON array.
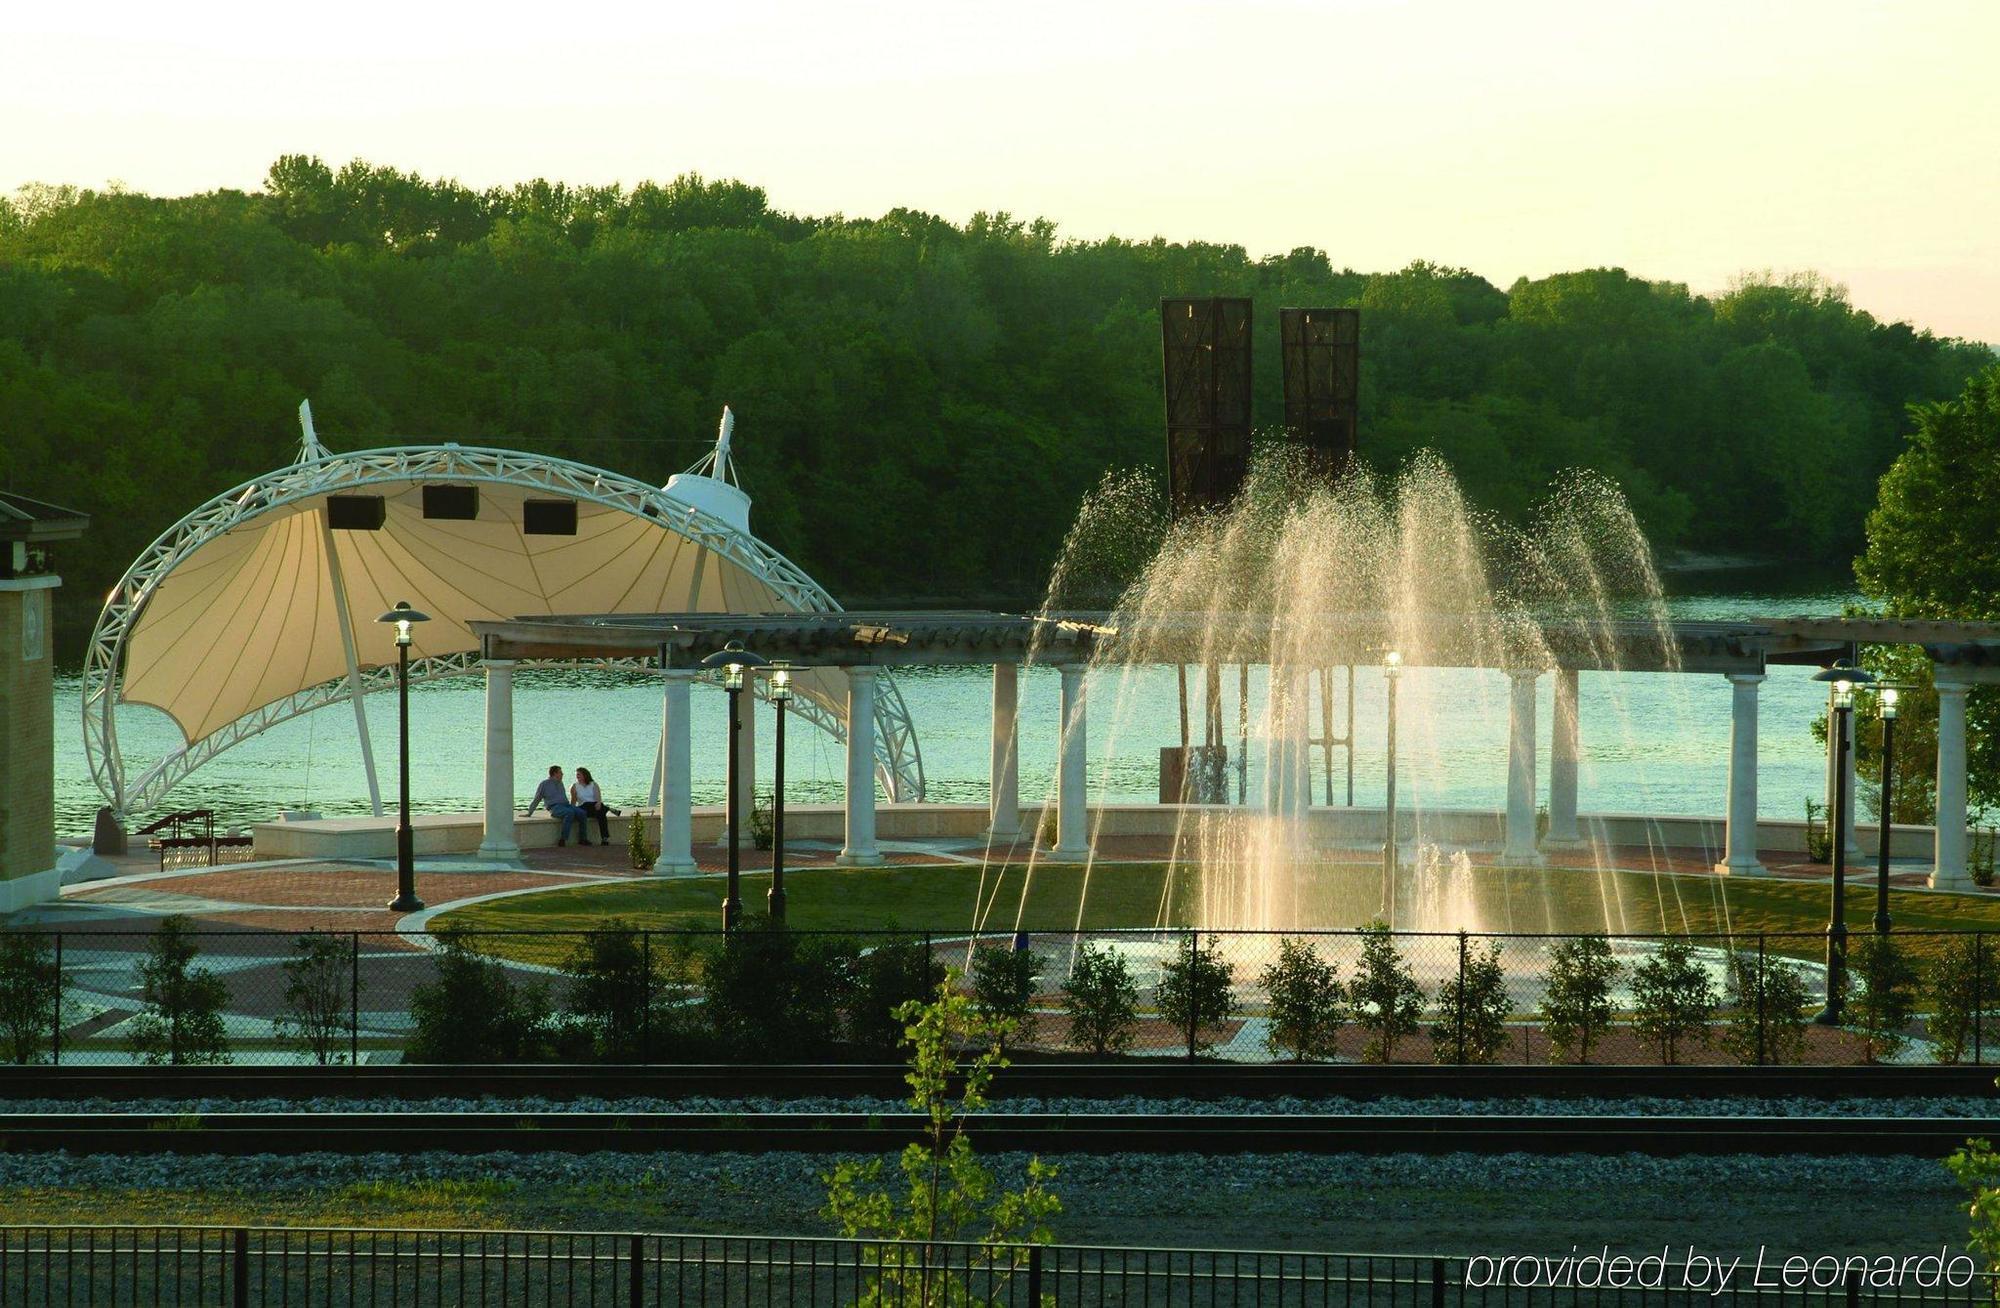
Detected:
[{"left": 51, "top": 581, "right": 1862, "bottom": 838}]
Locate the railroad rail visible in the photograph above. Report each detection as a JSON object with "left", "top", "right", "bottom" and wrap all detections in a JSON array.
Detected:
[
  {"left": 0, "top": 1110, "right": 1992, "bottom": 1157},
  {"left": 2, "top": 1062, "right": 1996, "bottom": 1102}
]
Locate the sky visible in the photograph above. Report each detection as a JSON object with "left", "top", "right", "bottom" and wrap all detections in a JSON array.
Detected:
[{"left": 6, "top": 0, "right": 1997, "bottom": 343}]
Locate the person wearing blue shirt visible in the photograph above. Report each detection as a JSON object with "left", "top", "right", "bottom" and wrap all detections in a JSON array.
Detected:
[{"left": 525, "top": 764, "right": 590, "bottom": 846}]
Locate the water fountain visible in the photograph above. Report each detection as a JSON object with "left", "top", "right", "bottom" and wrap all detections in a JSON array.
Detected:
[{"left": 1038, "top": 446, "right": 1687, "bottom": 937}]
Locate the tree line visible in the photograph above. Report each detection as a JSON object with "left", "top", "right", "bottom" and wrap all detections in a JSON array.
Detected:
[{"left": 1, "top": 156, "right": 1991, "bottom": 653}]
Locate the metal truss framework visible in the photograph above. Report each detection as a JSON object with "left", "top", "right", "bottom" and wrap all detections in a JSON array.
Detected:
[{"left": 82, "top": 445, "right": 925, "bottom": 820}]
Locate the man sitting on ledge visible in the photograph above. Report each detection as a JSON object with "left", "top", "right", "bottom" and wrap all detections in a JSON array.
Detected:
[{"left": 525, "top": 764, "right": 591, "bottom": 846}]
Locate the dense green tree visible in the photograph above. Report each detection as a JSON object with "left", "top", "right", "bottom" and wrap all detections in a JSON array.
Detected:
[{"left": 1, "top": 162, "right": 1988, "bottom": 654}]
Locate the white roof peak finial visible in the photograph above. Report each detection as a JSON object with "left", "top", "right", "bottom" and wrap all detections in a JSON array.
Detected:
[
  {"left": 297, "top": 399, "right": 329, "bottom": 463},
  {"left": 714, "top": 406, "right": 737, "bottom": 486}
]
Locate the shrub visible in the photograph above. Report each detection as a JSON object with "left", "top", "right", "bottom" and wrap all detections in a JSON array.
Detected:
[
  {"left": 1720, "top": 948, "right": 1813, "bottom": 1065},
  {"left": 1851, "top": 934, "right": 1919, "bottom": 1062},
  {"left": 0, "top": 932, "right": 64, "bottom": 1065},
  {"left": 1804, "top": 799, "right": 1833, "bottom": 864},
  {"left": 407, "top": 933, "right": 554, "bottom": 1063},
  {"left": 626, "top": 811, "right": 655, "bottom": 871},
  {"left": 970, "top": 940, "right": 1039, "bottom": 1048},
  {"left": 702, "top": 921, "right": 856, "bottom": 1060},
  {"left": 1259, "top": 937, "right": 1344, "bottom": 1061},
  {"left": 559, "top": 921, "right": 699, "bottom": 1062},
  {"left": 1431, "top": 934, "right": 1510, "bottom": 1065},
  {"left": 276, "top": 931, "right": 355, "bottom": 1065},
  {"left": 130, "top": 917, "right": 231, "bottom": 1066},
  {"left": 1157, "top": 933, "right": 1237, "bottom": 1057},
  {"left": 1928, "top": 934, "right": 1997, "bottom": 1063},
  {"left": 1347, "top": 921, "right": 1423, "bottom": 1063},
  {"left": 1975, "top": 828, "right": 1998, "bottom": 889},
  {"left": 1060, "top": 942, "right": 1138, "bottom": 1055},
  {"left": 849, "top": 937, "right": 947, "bottom": 1056},
  {"left": 1629, "top": 938, "right": 1718, "bottom": 1065},
  {"left": 750, "top": 796, "right": 775, "bottom": 851},
  {"left": 1540, "top": 935, "right": 1620, "bottom": 1064}
]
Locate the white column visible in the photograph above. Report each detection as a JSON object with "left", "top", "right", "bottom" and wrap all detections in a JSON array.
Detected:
[
  {"left": 1291, "top": 669, "right": 1315, "bottom": 816},
  {"left": 1545, "top": 668, "right": 1581, "bottom": 846},
  {"left": 477, "top": 659, "right": 521, "bottom": 861},
  {"left": 987, "top": 662, "right": 1021, "bottom": 838},
  {"left": 653, "top": 669, "right": 697, "bottom": 876},
  {"left": 1933, "top": 672, "right": 1972, "bottom": 890},
  {"left": 1504, "top": 668, "right": 1545, "bottom": 865},
  {"left": 838, "top": 667, "right": 883, "bottom": 866},
  {"left": 1714, "top": 672, "right": 1766, "bottom": 876},
  {"left": 1841, "top": 701, "right": 1864, "bottom": 860},
  {"left": 1053, "top": 663, "right": 1091, "bottom": 858},
  {"left": 1261, "top": 669, "right": 1291, "bottom": 817}
]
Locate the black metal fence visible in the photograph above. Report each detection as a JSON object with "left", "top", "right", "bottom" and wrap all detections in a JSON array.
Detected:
[
  {"left": 0, "top": 1227, "right": 1988, "bottom": 1305},
  {"left": 0, "top": 925, "right": 1993, "bottom": 1067}
]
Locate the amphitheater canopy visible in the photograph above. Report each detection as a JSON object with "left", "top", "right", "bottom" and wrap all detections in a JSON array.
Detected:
[{"left": 83, "top": 406, "right": 924, "bottom": 818}]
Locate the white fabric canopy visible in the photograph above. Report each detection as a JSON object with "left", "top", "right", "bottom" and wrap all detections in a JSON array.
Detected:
[{"left": 83, "top": 443, "right": 923, "bottom": 817}]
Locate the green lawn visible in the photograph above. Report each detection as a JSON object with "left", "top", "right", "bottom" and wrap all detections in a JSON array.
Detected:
[{"left": 432, "top": 859, "right": 2000, "bottom": 966}]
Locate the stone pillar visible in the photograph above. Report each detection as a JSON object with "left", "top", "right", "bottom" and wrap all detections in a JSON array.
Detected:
[
  {"left": 1933, "top": 673, "right": 1972, "bottom": 890},
  {"left": 1053, "top": 663, "right": 1091, "bottom": 858},
  {"left": 1545, "top": 668, "right": 1582, "bottom": 847},
  {"left": 987, "top": 662, "right": 1021, "bottom": 838},
  {"left": 838, "top": 667, "right": 883, "bottom": 866},
  {"left": 1714, "top": 672, "right": 1766, "bottom": 876},
  {"left": 1841, "top": 701, "right": 1864, "bottom": 860},
  {"left": 0, "top": 575, "right": 61, "bottom": 912},
  {"left": 653, "top": 669, "right": 697, "bottom": 876},
  {"left": 477, "top": 659, "right": 522, "bottom": 861},
  {"left": 1504, "top": 668, "right": 1545, "bottom": 865}
]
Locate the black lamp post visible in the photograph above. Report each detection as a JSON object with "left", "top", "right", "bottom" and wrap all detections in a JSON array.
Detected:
[
  {"left": 1875, "top": 685, "right": 1900, "bottom": 936},
  {"left": 1383, "top": 650, "right": 1401, "bottom": 879},
  {"left": 700, "top": 640, "right": 767, "bottom": 931},
  {"left": 769, "top": 661, "right": 792, "bottom": 925},
  {"left": 1812, "top": 659, "right": 1875, "bottom": 1024},
  {"left": 375, "top": 600, "right": 431, "bottom": 913}
]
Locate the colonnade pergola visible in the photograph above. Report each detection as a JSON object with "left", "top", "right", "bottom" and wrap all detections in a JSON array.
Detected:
[{"left": 467, "top": 611, "right": 2000, "bottom": 889}]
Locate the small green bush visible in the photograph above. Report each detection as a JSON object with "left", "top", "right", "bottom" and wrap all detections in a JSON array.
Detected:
[
  {"left": 1431, "top": 934, "right": 1510, "bottom": 1065},
  {"left": 1927, "top": 934, "right": 1997, "bottom": 1063},
  {"left": 1629, "top": 938, "right": 1718, "bottom": 1065},
  {"left": 1851, "top": 934, "right": 1919, "bottom": 1062},
  {"left": 970, "top": 941, "right": 1039, "bottom": 1048},
  {"left": 1720, "top": 948, "right": 1813, "bottom": 1065},
  {"left": 701, "top": 921, "right": 856, "bottom": 1060},
  {"left": 559, "top": 921, "right": 699, "bottom": 1062},
  {"left": 407, "top": 932, "right": 554, "bottom": 1063},
  {"left": 1060, "top": 942, "right": 1138, "bottom": 1055},
  {"left": 1540, "top": 935, "right": 1620, "bottom": 1064},
  {"left": 130, "top": 916, "right": 231, "bottom": 1066},
  {"left": 1157, "top": 933, "right": 1237, "bottom": 1057},
  {"left": 626, "top": 812, "right": 655, "bottom": 871},
  {"left": 750, "top": 796, "right": 775, "bottom": 851},
  {"left": 0, "top": 932, "right": 64, "bottom": 1065},
  {"left": 1259, "top": 937, "right": 1344, "bottom": 1061},
  {"left": 848, "top": 937, "right": 947, "bottom": 1056},
  {"left": 276, "top": 931, "right": 355, "bottom": 1066},
  {"left": 1347, "top": 921, "right": 1423, "bottom": 1063}
]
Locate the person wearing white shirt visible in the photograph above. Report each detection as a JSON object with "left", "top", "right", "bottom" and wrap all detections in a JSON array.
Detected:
[{"left": 570, "top": 766, "right": 612, "bottom": 845}]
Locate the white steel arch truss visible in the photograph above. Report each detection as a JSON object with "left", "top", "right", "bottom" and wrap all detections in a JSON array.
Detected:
[{"left": 82, "top": 444, "right": 926, "bottom": 820}]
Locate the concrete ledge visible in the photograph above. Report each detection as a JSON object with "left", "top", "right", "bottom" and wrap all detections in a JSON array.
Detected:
[
  {"left": 0, "top": 865, "right": 63, "bottom": 916},
  {"left": 253, "top": 802, "right": 1949, "bottom": 864}
]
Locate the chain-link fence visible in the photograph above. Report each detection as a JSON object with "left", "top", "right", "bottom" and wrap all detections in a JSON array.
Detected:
[{"left": 0, "top": 924, "right": 1993, "bottom": 1066}]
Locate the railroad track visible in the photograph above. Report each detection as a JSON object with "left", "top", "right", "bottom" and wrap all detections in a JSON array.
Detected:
[
  {"left": 5, "top": 1062, "right": 1998, "bottom": 1102},
  {"left": 0, "top": 1110, "right": 1994, "bottom": 1156}
]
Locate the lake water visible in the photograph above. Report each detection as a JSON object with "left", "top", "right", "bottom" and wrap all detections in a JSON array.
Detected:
[{"left": 49, "top": 581, "right": 1865, "bottom": 839}]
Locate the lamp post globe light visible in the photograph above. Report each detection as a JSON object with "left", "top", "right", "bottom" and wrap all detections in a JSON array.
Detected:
[
  {"left": 700, "top": 640, "right": 768, "bottom": 931},
  {"left": 1383, "top": 650, "right": 1401, "bottom": 879},
  {"left": 769, "top": 661, "right": 792, "bottom": 925},
  {"left": 1811, "top": 658, "right": 1876, "bottom": 1024},
  {"left": 375, "top": 601, "right": 431, "bottom": 913},
  {"left": 1875, "top": 685, "right": 1900, "bottom": 936}
]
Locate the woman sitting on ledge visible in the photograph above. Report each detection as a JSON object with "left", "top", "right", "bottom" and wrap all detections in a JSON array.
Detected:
[{"left": 571, "top": 766, "right": 613, "bottom": 845}]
